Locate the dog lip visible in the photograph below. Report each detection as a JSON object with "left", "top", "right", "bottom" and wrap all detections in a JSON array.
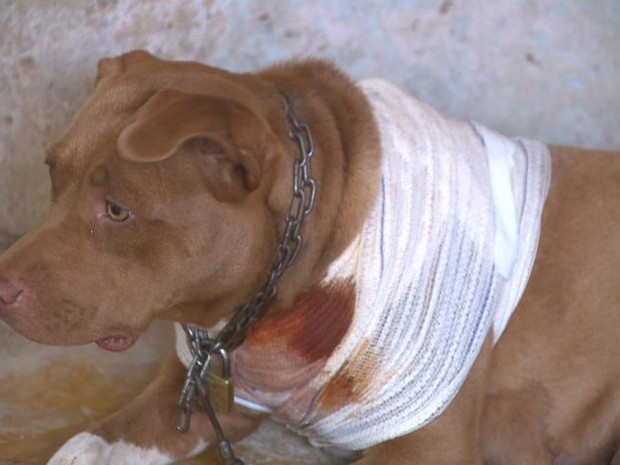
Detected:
[{"left": 95, "top": 334, "right": 135, "bottom": 352}]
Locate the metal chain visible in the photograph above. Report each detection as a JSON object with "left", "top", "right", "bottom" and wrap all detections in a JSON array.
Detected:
[
  {"left": 176, "top": 326, "right": 216, "bottom": 434},
  {"left": 177, "top": 326, "right": 243, "bottom": 465},
  {"left": 216, "top": 94, "right": 317, "bottom": 352},
  {"left": 175, "top": 92, "right": 317, "bottom": 465}
]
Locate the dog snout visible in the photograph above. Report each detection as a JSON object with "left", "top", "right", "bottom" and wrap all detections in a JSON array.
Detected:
[{"left": 0, "top": 277, "right": 22, "bottom": 305}]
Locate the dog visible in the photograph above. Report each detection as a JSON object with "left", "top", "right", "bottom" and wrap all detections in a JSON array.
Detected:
[{"left": 0, "top": 50, "right": 619, "bottom": 465}]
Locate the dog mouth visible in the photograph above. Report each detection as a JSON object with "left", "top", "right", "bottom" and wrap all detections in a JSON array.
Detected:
[{"left": 95, "top": 333, "right": 135, "bottom": 352}]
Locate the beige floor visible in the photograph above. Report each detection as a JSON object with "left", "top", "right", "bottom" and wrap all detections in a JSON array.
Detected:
[{"left": 0, "top": 238, "right": 340, "bottom": 465}]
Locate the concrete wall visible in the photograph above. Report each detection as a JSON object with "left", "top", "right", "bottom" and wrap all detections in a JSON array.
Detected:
[{"left": 1, "top": 0, "right": 619, "bottom": 238}]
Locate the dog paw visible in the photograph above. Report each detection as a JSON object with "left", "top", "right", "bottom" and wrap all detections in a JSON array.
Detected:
[{"left": 47, "top": 431, "right": 173, "bottom": 465}]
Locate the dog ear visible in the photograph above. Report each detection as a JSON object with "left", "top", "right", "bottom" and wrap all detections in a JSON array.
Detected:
[
  {"left": 118, "top": 88, "right": 277, "bottom": 201},
  {"left": 95, "top": 57, "right": 123, "bottom": 85},
  {"left": 95, "top": 50, "right": 159, "bottom": 87}
]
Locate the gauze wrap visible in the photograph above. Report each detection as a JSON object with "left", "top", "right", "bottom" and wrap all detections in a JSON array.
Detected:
[{"left": 176, "top": 78, "right": 552, "bottom": 451}]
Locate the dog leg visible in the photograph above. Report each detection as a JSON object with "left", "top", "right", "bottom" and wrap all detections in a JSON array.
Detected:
[
  {"left": 355, "top": 335, "right": 492, "bottom": 465},
  {"left": 47, "top": 354, "right": 264, "bottom": 465}
]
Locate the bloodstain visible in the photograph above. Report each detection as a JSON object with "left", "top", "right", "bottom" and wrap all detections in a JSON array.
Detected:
[
  {"left": 233, "top": 278, "right": 356, "bottom": 395},
  {"left": 313, "top": 339, "right": 378, "bottom": 415},
  {"left": 245, "top": 278, "right": 355, "bottom": 363}
]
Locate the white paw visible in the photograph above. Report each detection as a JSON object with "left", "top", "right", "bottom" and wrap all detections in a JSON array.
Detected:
[{"left": 47, "top": 431, "right": 173, "bottom": 465}]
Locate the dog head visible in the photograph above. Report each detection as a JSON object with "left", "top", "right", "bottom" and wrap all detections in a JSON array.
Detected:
[{"left": 0, "top": 51, "right": 290, "bottom": 351}]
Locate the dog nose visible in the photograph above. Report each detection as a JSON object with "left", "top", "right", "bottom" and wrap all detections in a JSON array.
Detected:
[{"left": 0, "top": 277, "right": 22, "bottom": 305}]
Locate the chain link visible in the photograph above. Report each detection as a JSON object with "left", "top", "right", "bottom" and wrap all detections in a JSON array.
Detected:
[
  {"left": 176, "top": 92, "right": 317, "bottom": 465},
  {"left": 176, "top": 326, "right": 214, "bottom": 434}
]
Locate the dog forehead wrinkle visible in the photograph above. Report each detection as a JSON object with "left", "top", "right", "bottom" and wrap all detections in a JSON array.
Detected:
[
  {"left": 59, "top": 87, "right": 154, "bottom": 158},
  {"left": 89, "top": 165, "right": 109, "bottom": 187}
]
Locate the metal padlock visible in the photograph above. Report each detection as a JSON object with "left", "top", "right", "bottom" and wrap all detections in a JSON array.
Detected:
[{"left": 205, "top": 347, "right": 235, "bottom": 414}]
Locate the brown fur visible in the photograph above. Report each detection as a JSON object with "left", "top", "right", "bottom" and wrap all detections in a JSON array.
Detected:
[{"left": 0, "top": 51, "right": 619, "bottom": 464}]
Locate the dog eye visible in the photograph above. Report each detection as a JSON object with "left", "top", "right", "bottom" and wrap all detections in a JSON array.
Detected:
[{"left": 106, "top": 201, "right": 131, "bottom": 222}]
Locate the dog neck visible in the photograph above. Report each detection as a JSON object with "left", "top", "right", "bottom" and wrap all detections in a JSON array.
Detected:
[
  {"left": 174, "top": 93, "right": 322, "bottom": 464},
  {"left": 195, "top": 91, "right": 319, "bottom": 352},
  {"left": 256, "top": 60, "right": 383, "bottom": 311}
]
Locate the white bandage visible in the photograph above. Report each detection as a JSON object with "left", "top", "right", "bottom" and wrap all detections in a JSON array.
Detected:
[{"left": 267, "top": 80, "right": 550, "bottom": 450}]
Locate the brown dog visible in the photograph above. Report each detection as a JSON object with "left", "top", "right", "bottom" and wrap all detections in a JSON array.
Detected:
[{"left": 0, "top": 50, "right": 619, "bottom": 465}]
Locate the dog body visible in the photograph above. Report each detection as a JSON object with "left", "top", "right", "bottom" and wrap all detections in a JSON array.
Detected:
[
  {"left": 190, "top": 78, "right": 552, "bottom": 451},
  {"left": 0, "top": 51, "right": 619, "bottom": 464}
]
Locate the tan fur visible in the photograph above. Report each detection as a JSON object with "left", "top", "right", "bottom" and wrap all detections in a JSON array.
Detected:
[
  {"left": 481, "top": 146, "right": 620, "bottom": 464},
  {"left": 0, "top": 51, "right": 619, "bottom": 464}
]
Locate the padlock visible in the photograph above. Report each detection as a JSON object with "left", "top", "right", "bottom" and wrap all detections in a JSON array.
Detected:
[{"left": 205, "top": 347, "right": 235, "bottom": 414}]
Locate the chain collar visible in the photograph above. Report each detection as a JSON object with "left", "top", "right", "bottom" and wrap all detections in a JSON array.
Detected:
[
  {"left": 175, "top": 93, "right": 317, "bottom": 465},
  {"left": 212, "top": 95, "right": 317, "bottom": 351}
]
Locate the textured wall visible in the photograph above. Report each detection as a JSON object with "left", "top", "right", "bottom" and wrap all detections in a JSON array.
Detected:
[{"left": 1, "top": 0, "right": 619, "bottom": 237}]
